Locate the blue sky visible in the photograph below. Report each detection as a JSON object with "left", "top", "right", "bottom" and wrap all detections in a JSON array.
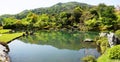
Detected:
[{"left": 0, "top": 0, "right": 120, "bottom": 15}]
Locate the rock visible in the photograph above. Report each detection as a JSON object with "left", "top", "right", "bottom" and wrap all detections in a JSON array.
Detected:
[
  {"left": 99, "top": 32, "right": 107, "bottom": 37},
  {"left": 106, "top": 32, "right": 120, "bottom": 47},
  {"left": 84, "top": 38, "right": 93, "bottom": 42},
  {"left": 0, "top": 50, "right": 10, "bottom": 62},
  {"left": 0, "top": 42, "right": 9, "bottom": 53},
  {"left": 0, "top": 42, "right": 10, "bottom": 62},
  {"left": 107, "top": 32, "right": 115, "bottom": 47},
  {"left": 99, "top": 32, "right": 120, "bottom": 47}
]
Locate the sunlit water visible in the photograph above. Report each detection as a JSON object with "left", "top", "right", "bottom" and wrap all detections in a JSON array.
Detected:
[{"left": 8, "top": 31, "right": 100, "bottom": 62}]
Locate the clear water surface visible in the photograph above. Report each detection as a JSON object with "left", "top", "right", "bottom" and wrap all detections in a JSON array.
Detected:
[{"left": 8, "top": 31, "right": 100, "bottom": 62}]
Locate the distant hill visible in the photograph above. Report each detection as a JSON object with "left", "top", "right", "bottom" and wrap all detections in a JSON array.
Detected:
[
  {"left": 0, "top": 2, "right": 91, "bottom": 19},
  {"left": 31, "top": 2, "right": 91, "bottom": 14}
]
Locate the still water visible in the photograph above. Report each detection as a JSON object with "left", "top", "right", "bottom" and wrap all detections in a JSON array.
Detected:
[{"left": 8, "top": 31, "right": 100, "bottom": 62}]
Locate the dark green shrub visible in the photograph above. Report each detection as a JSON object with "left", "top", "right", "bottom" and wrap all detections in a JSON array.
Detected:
[
  {"left": 82, "top": 55, "right": 96, "bottom": 62},
  {"left": 108, "top": 45, "right": 120, "bottom": 59}
]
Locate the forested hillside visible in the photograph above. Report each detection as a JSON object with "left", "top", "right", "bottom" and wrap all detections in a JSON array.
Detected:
[{"left": 0, "top": 2, "right": 120, "bottom": 31}]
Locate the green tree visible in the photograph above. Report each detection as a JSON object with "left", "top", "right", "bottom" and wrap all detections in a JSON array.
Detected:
[
  {"left": 34, "top": 14, "right": 50, "bottom": 29},
  {"left": 91, "top": 4, "right": 117, "bottom": 30},
  {"left": 73, "top": 7, "right": 82, "bottom": 23},
  {"left": 3, "top": 17, "right": 17, "bottom": 29},
  {"left": 24, "top": 12, "right": 39, "bottom": 29},
  {"left": 85, "top": 18, "right": 98, "bottom": 30}
]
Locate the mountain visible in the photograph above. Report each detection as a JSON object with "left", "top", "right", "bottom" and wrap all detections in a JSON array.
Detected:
[
  {"left": 31, "top": 2, "right": 91, "bottom": 14},
  {"left": 0, "top": 2, "right": 91, "bottom": 19}
]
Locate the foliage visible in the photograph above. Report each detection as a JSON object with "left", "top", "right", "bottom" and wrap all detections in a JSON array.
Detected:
[
  {"left": 115, "top": 10, "right": 120, "bottom": 29},
  {"left": 115, "top": 30, "right": 120, "bottom": 38},
  {"left": 97, "top": 45, "right": 120, "bottom": 62},
  {"left": 0, "top": 2, "right": 119, "bottom": 31},
  {"left": 97, "top": 51, "right": 120, "bottom": 62},
  {"left": 85, "top": 18, "right": 98, "bottom": 30},
  {"left": 2, "top": 17, "right": 17, "bottom": 29},
  {"left": 96, "top": 37, "right": 109, "bottom": 54},
  {"left": 82, "top": 55, "right": 96, "bottom": 62},
  {"left": 73, "top": 7, "right": 82, "bottom": 23},
  {"left": 108, "top": 45, "right": 120, "bottom": 59},
  {"left": 97, "top": 4, "right": 117, "bottom": 30}
]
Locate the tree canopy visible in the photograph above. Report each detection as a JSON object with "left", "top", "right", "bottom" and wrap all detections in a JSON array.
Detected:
[{"left": 0, "top": 2, "right": 119, "bottom": 31}]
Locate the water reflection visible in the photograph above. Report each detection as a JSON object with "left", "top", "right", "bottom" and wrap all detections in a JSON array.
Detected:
[
  {"left": 20, "top": 31, "right": 98, "bottom": 50},
  {"left": 8, "top": 31, "right": 100, "bottom": 62}
]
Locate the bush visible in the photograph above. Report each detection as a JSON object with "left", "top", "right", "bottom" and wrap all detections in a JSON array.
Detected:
[
  {"left": 96, "top": 37, "right": 109, "bottom": 54},
  {"left": 97, "top": 37, "right": 108, "bottom": 46},
  {"left": 115, "top": 30, "right": 120, "bottom": 38},
  {"left": 82, "top": 55, "right": 96, "bottom": 62},
  {"left": 108, "top": 45, "right": 120, "bottom": 59}
]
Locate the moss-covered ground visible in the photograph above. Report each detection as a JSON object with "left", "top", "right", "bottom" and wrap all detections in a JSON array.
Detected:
[{"left": 0, "top": 29, "right": 23, "bottom": 43}]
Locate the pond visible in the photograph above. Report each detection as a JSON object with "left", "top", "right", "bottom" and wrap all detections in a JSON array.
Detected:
[{"left": 8, "top": 31, "right": 100, "bottom": 62}]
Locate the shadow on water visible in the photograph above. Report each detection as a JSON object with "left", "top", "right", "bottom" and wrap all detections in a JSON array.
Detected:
[{"left": 8, "top": 30, "right": 100, "bottom": 62}]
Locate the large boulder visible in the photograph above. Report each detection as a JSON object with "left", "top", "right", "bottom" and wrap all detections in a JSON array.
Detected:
[
  {"left": 107, "top": 32, "right": 116, "bottom": 47},
  {"left": 99, "top": 32, "right": 120, "bottom": 47}
]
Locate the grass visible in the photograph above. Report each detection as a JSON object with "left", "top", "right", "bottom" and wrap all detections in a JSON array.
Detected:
[
  {"left": 0, "top": 29, "right": 24, "bottom": 43},
  {"left": 0, "top": 33, "right": 23, "bottom": 43},
  {"left": 0, "top": 29, "right": 11, "bottom": 34},
  {"left": 97, "top": 52, "right": 110, "bottom": 62}
]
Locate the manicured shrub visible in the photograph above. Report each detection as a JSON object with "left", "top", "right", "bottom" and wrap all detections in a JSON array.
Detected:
[
  {"left": 108, "top": 45, "right": 120, "bottom": 59},
  {"left": 82, "top": 55, "right": 96, "bottom": 62}
]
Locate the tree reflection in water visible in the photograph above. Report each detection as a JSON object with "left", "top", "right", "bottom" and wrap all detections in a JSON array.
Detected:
[{"left": 19, "top": 30, "right": 98, "bottom": 50}]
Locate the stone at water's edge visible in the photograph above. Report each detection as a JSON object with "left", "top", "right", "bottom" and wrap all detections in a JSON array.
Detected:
[
  {"left": 99, "top": 32, "right": 120, "bottom": 47},
  {"left": 0, "top": 43, "right": 10, "bottom": 62},
  {"left": 84, "top": 38, "right": 93, "bottom": 42}
]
